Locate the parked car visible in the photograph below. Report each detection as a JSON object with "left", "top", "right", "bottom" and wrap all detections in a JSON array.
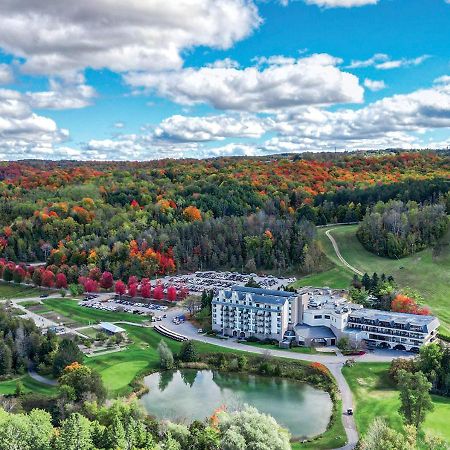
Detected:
[{"left": 347, "top": 408, "right": 353, "bottom": 415}]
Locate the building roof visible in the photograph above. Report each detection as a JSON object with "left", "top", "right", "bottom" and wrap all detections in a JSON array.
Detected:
[
  {"left": 294, "top": 325, "right": 336, "bottom": 339},
  {"left": 99, "top": 322, "right": 126, "bottom": 333},
  {"left": 349, "top": 309, "right": 439, "bottom": 330},
  {"left": 231, "top": 285, "right": 295, "bottom": 298}
]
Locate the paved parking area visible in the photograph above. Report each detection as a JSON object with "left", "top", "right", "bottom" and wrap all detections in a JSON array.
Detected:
[{"left": 157, "top": 270, "right": 296, "bottom": 295}]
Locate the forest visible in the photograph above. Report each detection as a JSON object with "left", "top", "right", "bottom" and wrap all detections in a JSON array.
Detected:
[
  {"left": 356, "top": 200, "right": 449, "bottom": 258},
  {"left": 0, "top": 151, "right": 448, "bottom": 280}
]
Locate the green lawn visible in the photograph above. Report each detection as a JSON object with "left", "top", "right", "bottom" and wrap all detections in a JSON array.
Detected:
[
  {"left": 342, "top": 362, "right": 450, "bottom": 446},
  {"left": 244, "top": 341, "right": 322, "bottom": 355},
  {"left": 293, "top": 225, "right": 450, "bottom": 335},
  {"left": 0, "top": 282, "right": 45, "bottom": 299},
  {"left": 0, "top": 374, "right": 56, "bottom": 396},
  {"left": 42, "top": 298, "right": 150, "bottom": 325}
]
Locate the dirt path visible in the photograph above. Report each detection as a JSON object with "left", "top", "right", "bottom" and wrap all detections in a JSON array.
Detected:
[{"left": 325, "top": 229, "right": 364, "bottom": 276}]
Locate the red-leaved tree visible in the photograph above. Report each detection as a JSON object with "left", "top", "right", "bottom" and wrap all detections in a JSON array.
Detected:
[
  {"left": 100, "top": 271, "right": 114, "bottom": 289},
  {"left": 115, "top": 280, "right": 126, "bottom": 297},
  {"left": 153, "top": 284, "right": 163, "bottom": 300},
  {"left": 167, "top": 286, "right": 177, "bottom": 302},
  {"left": 42, "top": 269, "right": 55, "bottom": 288},
  {"left": 55, "top": 273, "right": 68, "bottom": 289},
  {"left": 141, "top": 282, "right": 151, "bottom": 299}
]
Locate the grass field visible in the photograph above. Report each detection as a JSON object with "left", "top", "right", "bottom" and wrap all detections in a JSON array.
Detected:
[
  {"left": 342, "top": 362, "right": 450, "bottom": 446},
  {"left": 0, "top": 374, "right": 56, "bottom": 396},
  {"left": 292, "top": 225, "right": 450, "bottom": 335},
  {"left": 0, "top": 282, "right": 45, "bottom": 299}
]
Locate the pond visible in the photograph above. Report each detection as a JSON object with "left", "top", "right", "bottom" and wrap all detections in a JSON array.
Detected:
[{"left": 140, "top": 369, "right": 332, "bottom": 438}]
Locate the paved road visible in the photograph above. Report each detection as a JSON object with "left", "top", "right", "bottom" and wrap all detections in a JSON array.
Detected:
[
  {"left": 325, "top": 229, "right": 364, "bottom": 276},
  {"left": 28, "top": 367, "right": 58, "bottom": 386}
]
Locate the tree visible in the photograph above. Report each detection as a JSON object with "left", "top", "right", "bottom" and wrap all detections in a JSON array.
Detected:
[
  {"left": 55, "top": 413, "right": 93, "bottom": 450},
  {"left": 417, "top": 342, "right": 443, "bottom": 388},
  {"left": 179, "top": 341, "right": 198, "bottom": 363},
  {"left": 389, "top": 358, "right": 416, "bottom": 383},
  {"left": 153, "top": 283, "right": 164, "bottom": 300},
  {"left": 0, "top": 341, "right": 12, "bottom": 376},
  {"left": 13, "top": 266, "right": 26, "bottom": 284},
  {"left": 32, "top": 268, "right": 43, "bottom": 286},
  {"left": 158, "top": 340, "right": 174, "bottom": 370},
  {"left": 41, "top": 269, "right": 55, "bottom": 288},
  {"left": 59, "top": 363, "right": 106, "bottom": 404},
  {"left": 99, "top": 271, "right": 114, "bottom": 289},
  {"left": 218, "top": 406, "right": 291, "bottom": 450},
  {"left": 337, "top": 336, "right": 350, "bottom": 352},
  {"left": 167, "top": 286, "right": 177, "bottom": 302},
  {"left": 141, "top": 282, "right": 151, "bottom": 299},
  {"left": 56, "top": 273, "right": 68, "bottom": 289},
  {"left": 359, "top": 418, "right": 416, "bottom": 450},
  {"left": 2, "top": 263, "right": 14, "bottom": 282},
  {"left": 397, "top": 370, "right": 434, "bottom": 428},
  {"left": 53, "top": 339, "right": 84, "bottom": 377},
  {"left": 115, "top": 280, "right": 126, "bottom": 297}
]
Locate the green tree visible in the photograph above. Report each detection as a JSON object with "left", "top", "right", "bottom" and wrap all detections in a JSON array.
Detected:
[
  {"left": 218, "top": 406, "right": 290, "bottom": 450},
  {"left": 0, "top": 341, "right": 12, "bottom": 376},
  {"left": 158, "top": 340, "right": 174, "bottom": 370},
  {"left": 59, "top": 364, "right": 106, "bottom": 404},
  {"left": 55, "top": 413, "right": 93, "bottom": 450},
  {"left": 360, "top": 418, "right": 416, "bottom": 450},
  {"left": 417, "top": 343, "right": 443, "bottom": 388},
  {"left": 179, "top": 341, "right": 198, "bottom": 363},
  {"left": 397, "top": 370, "right": 434, "bottom": 428},
  {"left": 52, "top": 339, "right": 84, "bottom": 377}
]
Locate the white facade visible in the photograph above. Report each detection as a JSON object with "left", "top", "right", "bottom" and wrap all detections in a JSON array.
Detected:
[{"left": 212, "top": 286, "right": 297, "bottom": 340}]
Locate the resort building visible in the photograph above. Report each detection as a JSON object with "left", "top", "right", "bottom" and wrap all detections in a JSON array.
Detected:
[
  {"left": 99, "top": 322, "right": 126, "bottom": 336},
  {"left": 212, "top": 286, "right": 440, "bottom": 351},
  {"left": 211, "top": 286, "right": 301, "bottom": 340}
]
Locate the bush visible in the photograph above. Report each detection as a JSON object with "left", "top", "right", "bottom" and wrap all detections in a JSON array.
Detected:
[{"left": 179, "top": 341, "right": 198, "bottom": 363}]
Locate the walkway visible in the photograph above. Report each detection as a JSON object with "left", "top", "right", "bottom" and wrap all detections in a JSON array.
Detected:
[
  {"left": 28, "top": 368, "right": 58, "bottom": 386},
  {"left": 325, "top": 229, "right": 364, "bottom": 276}
]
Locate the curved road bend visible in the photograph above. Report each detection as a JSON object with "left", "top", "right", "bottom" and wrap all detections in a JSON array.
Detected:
[{"left": 325, "top": 229, "right": 364, "bottom": 277}]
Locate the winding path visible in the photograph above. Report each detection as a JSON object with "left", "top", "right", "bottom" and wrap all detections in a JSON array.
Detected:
[{"left": 325, "top": 229, "right": 364, "bottom": 277}]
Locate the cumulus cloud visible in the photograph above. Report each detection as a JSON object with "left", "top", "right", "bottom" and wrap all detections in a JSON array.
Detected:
[
  {"left": 126, "top": 53, "right": 364, "bottom": 112},
  {"left": 268, "top": 78, "right": 450, "bottom": 150},
  {"left": 363, "top": 78, "right": 386, "bottom": 91},
  {"left": 0, "top": 64, "right": 13, "bottom": 84},
  {"left": 154, "top": 114, "right": 267, "bottom": 142},
  {"left": 26, "top": 79, "right": 96, "bottom": 110},
  {"left": 348, "top": 53, "right": 429, "bottom": 70},
  {"left": 0, "top": 0, "right": 260, "bottom": 76},
  {"left": 0, "top": 88, "right": 69, "bottom": 159}
]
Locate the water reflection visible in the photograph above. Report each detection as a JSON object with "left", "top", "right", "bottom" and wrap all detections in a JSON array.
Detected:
[{"left": 140, "top": 369, "right": 332, "bottom": 438}]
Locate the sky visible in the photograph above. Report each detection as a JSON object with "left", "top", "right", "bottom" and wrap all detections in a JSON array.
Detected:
[{"left": 0, "top": 0, "right": 449, "bottom": 161}]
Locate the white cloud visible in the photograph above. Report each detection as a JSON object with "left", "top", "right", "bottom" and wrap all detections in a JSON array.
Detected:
[
  {"left": 0, "top": 88, "right": 68, "bottom": 159},
  {"left": 154, "top": 114, "right": 267, "bottom": 142},
  {"left": 304, "top": 0, "right": 378, "bottom": 7},
  {"left": 0, "top": 64, "right": 13, "bottom": 84},
  {"left": 434, "top": 75, "right": 450, "bottom": 84},
  {"left": 364, "top": 78, "right": 386, "bottom": 91},
  {"left": 0, "top": 0, "right": 260, "bottom": 76},
  {"left": 26, "top": 79, "right": 96, "bottom": 109},
  {"left": 268, "top": 78, "right": 450, "bottom": 150},
  {"left": 376, "top": 55, "right": 430, "bottom": 70},
  {"left": 113, "top": 121, "right": 125, "bottom": 129},
  {"left": 348, "top": 53, "right": 429, "bottom": 70},
  {"left": 126, "top": 53, "right": 364, "bottom": 112}
]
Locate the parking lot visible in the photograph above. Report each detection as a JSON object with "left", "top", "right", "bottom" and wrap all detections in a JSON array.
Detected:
[
  {"left": 78, "top": 297, "right": 169, "bottom": 319},
  {"left": 157, "top": 271, "right": 296, "bottom": 295}
]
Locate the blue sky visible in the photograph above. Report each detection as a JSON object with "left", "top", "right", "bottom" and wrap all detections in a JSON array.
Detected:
[{"left": 0, "top": 0, "right": 449, "bottom": 160}]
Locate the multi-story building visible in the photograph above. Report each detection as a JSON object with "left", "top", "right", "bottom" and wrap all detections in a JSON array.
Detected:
[
  {"left": 211, "top": 286, "right": 300, "bottom": 340},
  {"left": 346, "top": 308, "right": 440, "bottom": 351},
  {"left": 212, "top": 285, "right": 440, "bottom": 351}
]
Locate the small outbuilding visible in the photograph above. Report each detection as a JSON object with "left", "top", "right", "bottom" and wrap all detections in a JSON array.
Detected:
[{"left": 99, "top": 322, "right": 126, "bottom": 335}]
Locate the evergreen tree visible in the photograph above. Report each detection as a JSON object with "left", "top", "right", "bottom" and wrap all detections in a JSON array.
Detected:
[{"left": 179, "top": 341, "right": 198, "bottom": 363}]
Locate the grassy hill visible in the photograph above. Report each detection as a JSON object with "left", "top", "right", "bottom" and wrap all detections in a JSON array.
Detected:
[{"left": 293, "top": 225, "right": 450, "bottom": 336}]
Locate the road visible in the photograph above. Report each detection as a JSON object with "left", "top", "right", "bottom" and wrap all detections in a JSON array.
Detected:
[{"left": 325, "top": 229, "right": 364, "bottom": 277}]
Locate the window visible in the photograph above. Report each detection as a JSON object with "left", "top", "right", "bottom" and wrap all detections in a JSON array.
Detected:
[
  {"left": 325, "top": 315, "right": 330, "bottom": 319},
  {"left": 314, "top": 315, "right": 323, "bottom": 319}
]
